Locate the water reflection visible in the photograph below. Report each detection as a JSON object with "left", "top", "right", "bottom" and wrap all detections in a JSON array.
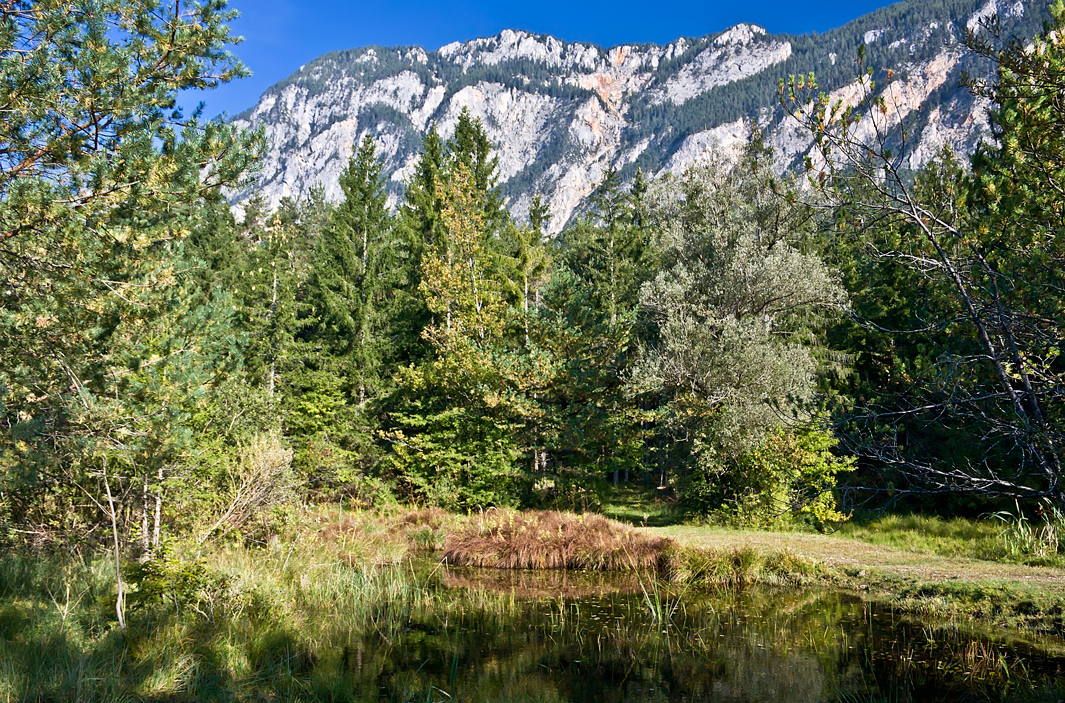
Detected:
[{"left": 311, "top": 567, "right": 1065, "bottom": 702}]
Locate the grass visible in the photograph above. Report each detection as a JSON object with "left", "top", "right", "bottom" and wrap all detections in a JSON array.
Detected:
[
  {"left": 666, "top": 545, "right": 828, "bottom": 589},
  {"left": 8, "top": 546, "right": 1057, "bottom": 702},
  {"left": 3, "top": 505, "right": 1065, "bottom": 701},
  {"left": 597, "top": 485, "right": 682, "bottom": 527},
  {"left": 837, "top": 512, "right": 1065, "bottom": 568},
  {"left": 0, "top": 506, "right": 481, "bottom": 702},
  {"left": 649, "top": 518, "right": 1065, "bottom": 636},
  {"left": 442, "top": 509, "right": 672, "bottom": 570}
]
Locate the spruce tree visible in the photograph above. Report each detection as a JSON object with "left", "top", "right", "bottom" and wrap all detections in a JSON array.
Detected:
[{"left": 448, "top": 107, "right": 506, "bottom": 232}]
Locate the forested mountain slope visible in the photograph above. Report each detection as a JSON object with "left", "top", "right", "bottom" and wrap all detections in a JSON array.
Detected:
[{"left": 233, "top": 0, "right": 1046, "bottom": 231}]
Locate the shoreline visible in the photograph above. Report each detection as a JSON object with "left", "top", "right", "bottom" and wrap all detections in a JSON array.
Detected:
[{"left": 644, "top": 525, "right": 1065, "bottom": 636}]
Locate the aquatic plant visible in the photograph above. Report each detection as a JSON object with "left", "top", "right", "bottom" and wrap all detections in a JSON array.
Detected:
[{"left": 993, "top": 500, "right": 1065, "bottom": 559}]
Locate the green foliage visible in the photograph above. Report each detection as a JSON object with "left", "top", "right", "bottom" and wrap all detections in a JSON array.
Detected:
[
  {"left": 24, "top": 0, "right": 1065, "bottom": 582},
  {"left": 383, "top": 166, "right": 527, "bottom": 509},
  {"left": 284, "top": 137, "right": 394, "bottom": 484},
  {"left": 129, "top": 547, "right": 229, "bottom": 614},
  {"left": 0, "top": 3, "right": 278, "bottom": 619},
  {"left": 633, "top": 138, "right": 848, "bottom": 515},
  {"left": 786, "top": 0, "right": 1065, "bottom": 508},
  {"left": 536, "top": 170, "right": 652, "bottom": 483},
  {"left": 688, "top": 426, "right": 855, "bottom": 530}
]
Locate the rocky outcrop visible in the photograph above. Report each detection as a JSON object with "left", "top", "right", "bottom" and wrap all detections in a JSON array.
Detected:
[{"left": 232, "top": 0, "right": 1047, "bottom": 233}]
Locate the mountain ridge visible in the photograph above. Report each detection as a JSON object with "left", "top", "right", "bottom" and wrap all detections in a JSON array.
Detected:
[{"left": 233, "top": 0, "right": 1047, "bottom": 232}]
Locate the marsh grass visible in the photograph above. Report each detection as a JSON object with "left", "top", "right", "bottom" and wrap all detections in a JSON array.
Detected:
[
  {"left": 666, "top": 545, "right": 827, "bottom": 589},
  {"left": 992, "top": 502, "right": 1065, "bottom": 561},
  {"left": 442, "top": 509, "right": 672, "bottom": 570},
  {"left": 4, "top": 506, "right": 1065, "bottom": 701}
]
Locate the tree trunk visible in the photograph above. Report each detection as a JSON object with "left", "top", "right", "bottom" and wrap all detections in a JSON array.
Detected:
[
  {"left": 268, "top": 264, "right": 278, "bottom": 396},
  {"left": 103, "top": 458, "right": 126, "bottom": 631},
  {"left": 140, "top": 474, "right": 150, "bottom": 555},
  {"left": 152, "top": 465, "right": 163, "bottom": 550}
]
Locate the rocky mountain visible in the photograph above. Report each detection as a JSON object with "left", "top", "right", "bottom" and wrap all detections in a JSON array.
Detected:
[{"left": 232, "top": 0, "right": 1047, "bottom": 233}]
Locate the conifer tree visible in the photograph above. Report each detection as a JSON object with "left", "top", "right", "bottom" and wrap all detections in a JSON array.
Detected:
[
  {"left": 312, "top": 135, "right": 392, "bottom": 403},
  {"left": 281, "top": 142, "right": 393, "bottom": 482},
  {"left": 383, "top": 166, "right": 524, "bottom": 508},
  {"left": 534, "top": 170, "right": 653, "bottom": 485},
  {"left": 448, "top": 107, "right": 506, "bottom": 232},
  {"left": 0, "top": 0, "right": 261, "bottom": 617}
]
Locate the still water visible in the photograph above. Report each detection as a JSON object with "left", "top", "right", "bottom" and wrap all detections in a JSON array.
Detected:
[{"left": 320, "top": 567, "right": 1065, "bottom": 702}]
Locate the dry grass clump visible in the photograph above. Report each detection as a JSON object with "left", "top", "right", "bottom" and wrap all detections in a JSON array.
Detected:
[
  {"left": 442, "top": 509, "right": 673, "bottom": 571},
  {"left": 391, "top": 507, "right": 450, "bottom": 526},
  {"left": 317, "top": 507, "right": 457, "bottom": 563}
]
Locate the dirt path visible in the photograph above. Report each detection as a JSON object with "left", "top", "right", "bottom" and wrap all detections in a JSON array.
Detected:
[{"left": 642, "top": 526, "right": 1065, "bottom": 593}]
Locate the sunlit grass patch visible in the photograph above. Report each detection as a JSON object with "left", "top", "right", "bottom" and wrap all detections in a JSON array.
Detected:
[
  {"left": 443, "top": 509, "right": 673, "bottom": 570},
  {"left": 837, "top": 513, "right": 1065, "bottom": 568},
  {"left": 598, "top": 485, "right": 682, "bottom": 527},
  {"left": 667, "top": 545, "right": 827, "bottom": 588}
]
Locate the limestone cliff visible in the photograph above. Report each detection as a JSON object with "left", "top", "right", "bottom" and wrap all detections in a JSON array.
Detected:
[{"left": 233, "top": 0, "right": 1045, "bottom": 233}]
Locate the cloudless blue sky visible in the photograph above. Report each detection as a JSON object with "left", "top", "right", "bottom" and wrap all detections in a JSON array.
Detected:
[{"left": 182, "top": 0, "right": 902, "bottom": 119}]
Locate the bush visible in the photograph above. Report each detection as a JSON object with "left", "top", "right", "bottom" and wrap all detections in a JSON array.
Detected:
[
  {"left": 684, "top": 426, "right": 854, "bottom": 531},
  {"left": 201, "top": 433, "right": 297, "bottom": 543}
]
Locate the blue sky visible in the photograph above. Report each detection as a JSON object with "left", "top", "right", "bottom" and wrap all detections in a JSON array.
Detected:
[{"left": 182, "top": 0, "right": 901, "bottom": 119}]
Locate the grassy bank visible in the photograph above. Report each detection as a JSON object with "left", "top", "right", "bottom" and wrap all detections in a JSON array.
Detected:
[{"left": 650, "top": 522, "right": 1065, "bottom": 636}]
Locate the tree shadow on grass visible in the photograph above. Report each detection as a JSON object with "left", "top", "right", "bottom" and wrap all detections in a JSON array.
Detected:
[{"left": 598, "top": 485, "right": 683, "bottom": 527}]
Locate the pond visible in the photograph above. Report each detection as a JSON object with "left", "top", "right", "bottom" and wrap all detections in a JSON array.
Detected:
[{"left": 304, "top": 566, "right": 1065, "bottom": 702}]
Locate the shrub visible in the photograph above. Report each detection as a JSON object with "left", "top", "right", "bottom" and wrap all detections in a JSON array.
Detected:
[
  {"left": 685, "top": 426, "right": 854, "bottom": 530},
  {"left": 201, "top": 433, "right": 297, "bottom": 543}
]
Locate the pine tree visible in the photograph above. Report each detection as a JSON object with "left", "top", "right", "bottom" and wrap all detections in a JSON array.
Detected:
[{"left": 0, "top": 0, "right": 260, "bottom": 625}]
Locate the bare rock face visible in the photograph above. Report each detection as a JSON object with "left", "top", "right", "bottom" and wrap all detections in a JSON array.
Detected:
[{"left": 232, "top": 0, "right": 1047, "bottom": 233}]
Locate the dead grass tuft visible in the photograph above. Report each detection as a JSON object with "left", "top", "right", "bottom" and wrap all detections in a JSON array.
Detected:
[
  {"left": 390, "top": 507, "right": 452, "bottom": 531},
  {"left": 442, "top": 509, "right": 673, "bottom": 570}
]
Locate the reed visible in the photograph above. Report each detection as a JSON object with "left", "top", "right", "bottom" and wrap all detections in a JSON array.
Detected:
[{"left": 442, "top": 509, "right": 673, "bottom": 570}]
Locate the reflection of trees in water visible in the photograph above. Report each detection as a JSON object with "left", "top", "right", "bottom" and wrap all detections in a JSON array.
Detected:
[
  {"left": 296, "top": 577, "right": 1064, "bottom": 702},
  {"left": 440, "top": 564, "right": 645, "bottom": 598}
]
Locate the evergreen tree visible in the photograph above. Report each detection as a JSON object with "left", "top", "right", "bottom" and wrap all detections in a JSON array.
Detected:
[
  {"left": 447, "top": 107, "right": 507, "bottom": 232},
  {"left": 0, "top": 0, "right": 260, "bottom": 622},
  {"left": 535, "top": 170, "right": 654, "bottom": 485},
  {"left": 562, "top": 167, "right": 652, "bottom": 326},
  {"left": 309, "top": 135, "right": 392, "bottom": 403},
  {"left": 280, "top": 143, "right": 395, "bottom": 484},
  {"left": 383, "top": 166, "right": 525, "bottom": 508},
  {"left": 395, "top": 128, "right": 447, "bottom": 363}
]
